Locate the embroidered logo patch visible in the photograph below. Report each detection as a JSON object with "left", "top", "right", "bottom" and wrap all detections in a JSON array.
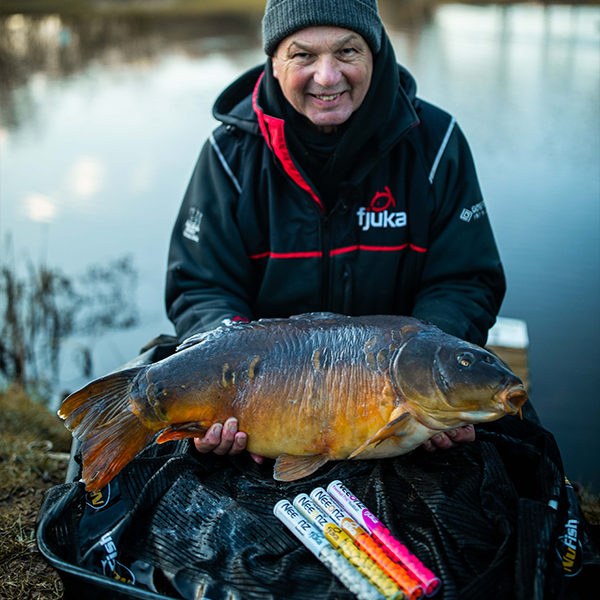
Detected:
[
  {"left": 356, "top": 187, "right": 407, "bottom": 232},
  {"left": 370, "top": 186, "right": 396, "bottom": 212},
  {"left": 86, "top": 482, "right": 111, "bottom": 510},
  {"left": 183, "top": 207, "right": 202, "bottom": 242},
  {"left": 460, "top": 208, "right": 473, "bottom": 222},
  {"left": 460, "top": 201, "right": 486, "bottom": 223},
  {"left": 556, "top": 518, "right": 583, "bottom": 577},
  {"left": 99, "top": 532, "right": 136, "bottom": 584}
]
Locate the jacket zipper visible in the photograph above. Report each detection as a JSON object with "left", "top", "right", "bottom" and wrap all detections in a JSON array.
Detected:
[
  {"left": 321, "top": 215, "right": 331, "bottom": 310},
  {"left": 342, "top": 263, "right": 352, "bottom": 314}
]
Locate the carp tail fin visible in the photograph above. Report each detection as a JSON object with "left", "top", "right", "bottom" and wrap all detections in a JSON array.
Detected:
[
  {"left": 58, "top": 367, "right": 158, "bottom": 492},
  {"left": 59, "top": 368, "right": 142, "bottom": 436}
]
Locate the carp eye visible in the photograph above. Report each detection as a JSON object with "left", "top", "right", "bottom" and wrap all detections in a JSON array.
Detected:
[{"left": 457, "top": 352, "right": 474, "bottom": 368}]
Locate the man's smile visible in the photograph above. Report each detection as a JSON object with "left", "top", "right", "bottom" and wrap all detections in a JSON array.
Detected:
[{"left": 310, "top": 92, "right": 344, "bottom": 102}]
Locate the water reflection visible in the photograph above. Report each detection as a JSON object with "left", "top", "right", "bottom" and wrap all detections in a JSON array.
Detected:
[
  {"left": 0, "top": 2, "right": 599, "bottom": 490},
  {"left": 0, "top": 10, "right": 263, "bottom": 131}
]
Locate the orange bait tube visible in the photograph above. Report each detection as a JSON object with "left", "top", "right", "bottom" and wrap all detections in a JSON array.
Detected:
[
  {"left": 294, "top": 493, "right": 405, "bottom": 600},
  {"left": 327, "top": 480, "right": 441, "bottom": 597},
  {"left": 310, "top": 487, "right": 423, "bottom": 600}
]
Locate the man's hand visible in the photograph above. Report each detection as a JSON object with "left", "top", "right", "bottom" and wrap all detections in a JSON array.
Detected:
[
  {"left": 195, "top": 418, "right": 473, "bottom": 460},
  {"left": 421, "top": 424, "right": 475, "bottom": 452},
  {"left": 194, "top": 417, "right": 264, "bottom": 464}
]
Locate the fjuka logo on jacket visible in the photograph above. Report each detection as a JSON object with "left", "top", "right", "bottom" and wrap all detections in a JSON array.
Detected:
[{"left": 356, "top": 187, "right": 407, "bottom": 232}]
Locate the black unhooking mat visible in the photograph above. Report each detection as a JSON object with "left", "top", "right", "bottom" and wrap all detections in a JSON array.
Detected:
[{"left": 37, "top": 415, "right": 599, "bottom": 600}]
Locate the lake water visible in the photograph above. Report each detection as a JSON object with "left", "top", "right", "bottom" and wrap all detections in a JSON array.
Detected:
[{"left": 1, "top": 2, "right": 599, "bottom": 491}]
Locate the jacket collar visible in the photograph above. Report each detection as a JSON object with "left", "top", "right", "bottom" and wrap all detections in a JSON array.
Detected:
[{"left": 252, "top": 71, "right": 326, "bottom": 214}]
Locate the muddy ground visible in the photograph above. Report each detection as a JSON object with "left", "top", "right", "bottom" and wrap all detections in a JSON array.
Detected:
[{"left": 0, "top": 386, "right": 70, "bottom": 600}]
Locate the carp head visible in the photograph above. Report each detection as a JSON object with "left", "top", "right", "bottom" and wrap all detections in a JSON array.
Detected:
[{"left": 391, "top": 325, "right": 528, "bottom": 430}]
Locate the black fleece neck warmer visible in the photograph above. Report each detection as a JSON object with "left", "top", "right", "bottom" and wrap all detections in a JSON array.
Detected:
[{"left": 262, "top": 33, "right": 400, "bottom": 211}]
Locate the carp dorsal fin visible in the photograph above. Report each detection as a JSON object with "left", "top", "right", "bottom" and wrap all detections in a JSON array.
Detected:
[
  {"left": 400, "top": 324, "right": 425, "bottom": 340},
  {"left": 289, "top": 311, "right": 344, "bottom": 321},
  {"left": 155, "top": 421, "right": 210, "bottom": 443},
  {"left": 177, "top": 328, "right": 227, "bottom": 352},
  {"left": 273, "top": 453, "right": 331, "bottom": 481},
  {"left": 348, "top": 410, "right": 410, "bottom": 459},
  {"left": 287, "top": 312, "right": 348, "bottom": 327}
]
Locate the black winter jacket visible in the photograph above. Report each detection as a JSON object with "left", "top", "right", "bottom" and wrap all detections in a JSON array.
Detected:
[{"left": 166, "top": 63, "right": 505, "bottom": 347}]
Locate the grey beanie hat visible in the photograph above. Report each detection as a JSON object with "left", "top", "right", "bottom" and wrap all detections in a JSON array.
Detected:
[{"left": 262, "top": 0, "right": 383, "bottom": 56}]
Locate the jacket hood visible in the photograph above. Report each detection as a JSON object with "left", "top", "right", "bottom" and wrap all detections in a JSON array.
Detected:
[{"left": 212, "top": 65, "right": 264, "bottom": 135}]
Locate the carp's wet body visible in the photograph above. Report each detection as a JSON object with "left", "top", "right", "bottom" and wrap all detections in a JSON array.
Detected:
[{"left": 58, "top": 313, "right": 528, "bottom": 492}]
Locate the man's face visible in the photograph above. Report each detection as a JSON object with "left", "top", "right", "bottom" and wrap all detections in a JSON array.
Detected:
[{"left": 272, "top": 26, "right": 373, "bottom": 134}]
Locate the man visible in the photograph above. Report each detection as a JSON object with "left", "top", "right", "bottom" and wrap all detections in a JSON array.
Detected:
[{"left": 166, "top": 1, "right": 505, "bottom": 463}]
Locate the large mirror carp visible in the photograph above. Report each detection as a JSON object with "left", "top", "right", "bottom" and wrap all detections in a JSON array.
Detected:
[{"left": 59, "top": 313, "right": 528, "bottom": 492}]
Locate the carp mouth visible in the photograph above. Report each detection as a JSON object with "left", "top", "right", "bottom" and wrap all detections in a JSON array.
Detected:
[{"left": 494, "top": 384, "right": 528, "bottom": 416}]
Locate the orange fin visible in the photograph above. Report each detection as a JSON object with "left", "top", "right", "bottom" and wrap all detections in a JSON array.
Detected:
[
  {"left": 156, "top": 421, "right": 209, "bottom": 443},
  {"left": 273, "top": 453, "right": 331, "bottom": 481},
  {"left": 59, "top": 367, "right": 142, "bottom": 438},
  {"left": 81, "top": 416, "right": 157, "bottom": 492},
  {"left": 348, "top": 411, "right": 410, "bottom": 459},
  {"left": 58, "top": 367, "right": 158, "bottom": 492}
]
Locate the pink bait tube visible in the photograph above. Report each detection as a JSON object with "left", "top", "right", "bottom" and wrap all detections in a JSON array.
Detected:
[{"left": 327, "top": 480, "right": 441, "bottom": 597}]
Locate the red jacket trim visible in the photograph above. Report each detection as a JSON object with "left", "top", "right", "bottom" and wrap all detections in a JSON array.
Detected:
[
  {"left": 330, "top": 244, "right": 428, "bottom": 256},
  {"left": 249, "top": 250, "right": 323, "bottom": 260},
  {"left": 250, "top": 245, "right": 427, "bottom": 259},
  {"left": 252, "top": 72, "right": 325, "bottom": 214}
]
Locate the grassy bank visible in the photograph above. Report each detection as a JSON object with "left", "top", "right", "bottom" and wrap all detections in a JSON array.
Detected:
[{"left": 0, "top": 386, "right": 71, "bottom": 600}]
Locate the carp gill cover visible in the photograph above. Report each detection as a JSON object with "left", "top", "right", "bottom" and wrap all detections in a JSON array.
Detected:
[{"left": 58, "top": 313, "right": 528, "bottom": 491}]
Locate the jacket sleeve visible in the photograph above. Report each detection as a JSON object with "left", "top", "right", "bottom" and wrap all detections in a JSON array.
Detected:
[
  {"left": 165, "top": 134, "right": 257, "bottom": 340},
  {"left": 411, "top": 123, "right": 506, "bottom": 346}
]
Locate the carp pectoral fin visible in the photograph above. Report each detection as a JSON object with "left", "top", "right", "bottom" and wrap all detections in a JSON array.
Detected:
[
  {"left": 273, "top": 453, "right": 331, "bottom": 482},
  {"left": 348, "top": 411, "right": 410, "bottom": 459},
  {"left": 156, "top": 421, "right": 209, "bottom": 443}
]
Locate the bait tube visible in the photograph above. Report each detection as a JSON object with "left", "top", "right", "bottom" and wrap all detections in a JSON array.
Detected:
[
  {"left": 273, "top": 500, "right": 386, "bottom": 600},
  {"left": 327, "top": 480, "right": 441, "bottom": 597},
  {"left": 310, "top": 487, "right": 423, "bottom": 600},
  {"left": 293, "top": 494, "right": 404, "bottom": 600}
]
